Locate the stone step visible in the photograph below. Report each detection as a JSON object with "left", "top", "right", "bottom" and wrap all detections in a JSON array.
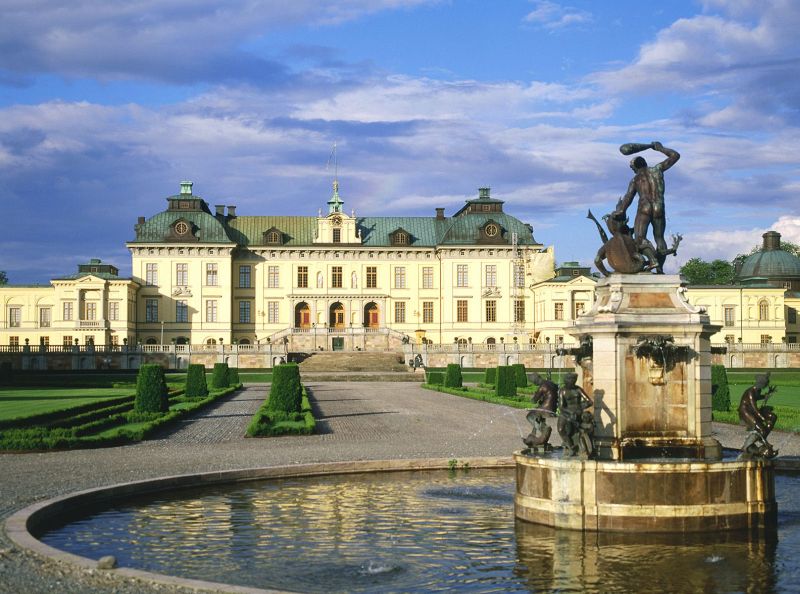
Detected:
[
  {"left": 298, "top": 351, "right": 409, "bottom": 372},
  {"left": 300, "top": 371, "right": 423, "bottom": 382}
]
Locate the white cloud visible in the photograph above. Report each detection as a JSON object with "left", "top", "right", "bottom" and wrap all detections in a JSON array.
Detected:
[{"left": 523, "top": 1, "right": 592, "bottom": 30}]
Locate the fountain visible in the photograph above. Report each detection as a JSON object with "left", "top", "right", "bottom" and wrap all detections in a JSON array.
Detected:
[{"left": 515, "top": 141, "right": 776, "bottom": 532}]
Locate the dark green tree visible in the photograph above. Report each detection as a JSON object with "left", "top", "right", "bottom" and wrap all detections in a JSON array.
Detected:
[
  {"left": 211, "top": 363, "right": 229, "bottom": 389},
  {"left": 711, "top": 365, "right": 731, "bottom": 412},
  {"left": 495, "top": 366, "right": 517, "bottom": 398},
  {"left": 512, "top": 364, "right": 528, "bottom": 387},
  {"left": 679, "top": 258, "right": 735, "bottom": 285},
  {"left": 134, "top": 364, "right": 169, "bottom": 413},
  {"left": 484, "top": 367, "right": 497, "bottom": 385},
  {"left": 0, "top": 271, "right": 7, "bottom": 286},
  {"left": 267, "top": 363, "right": 302, "bottom": 413},
  {"left": 185, "top": 364, "right": 209, "bottom": 398}
]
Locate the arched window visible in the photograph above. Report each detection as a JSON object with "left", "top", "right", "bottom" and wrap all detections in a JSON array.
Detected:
[
  {"left": 457, "top": 338, "right": 468, "bottom": 346},
  {"left": 266, "top": 231, "right": 280, "bottom": 244},
  {"left": 759, "top": 300, "right": 769, "bottom": 321},
  {"left": 238, "top": 338, "right": 250, "bottom": 345},
  {"left": 206, "top": 338, "right": 217, "bottom": 345},
  {"left": 146, "top": 338, "right": 157, "bottom": 345}
]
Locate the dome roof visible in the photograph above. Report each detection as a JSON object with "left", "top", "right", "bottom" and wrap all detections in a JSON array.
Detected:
[{"left": 738, "top": 231, "right": 800, "bottom": 280}]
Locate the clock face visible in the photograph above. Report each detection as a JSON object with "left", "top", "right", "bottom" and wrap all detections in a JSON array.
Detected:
[
  {"left": 485, "top": 224, "right": 499, "bottom": 237},
  {"left": 175, "top": 221, "right": 189, "bottom": 235},
  {"left": 330, "top": 215, "right": 342, "bottom": 226}
]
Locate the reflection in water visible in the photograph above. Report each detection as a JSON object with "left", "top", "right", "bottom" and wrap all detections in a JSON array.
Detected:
[{"left": 39, "top": 470, "right": 799, "bottom": 593}]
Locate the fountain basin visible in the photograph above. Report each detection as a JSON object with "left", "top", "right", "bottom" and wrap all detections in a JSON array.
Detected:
[{"left": 515, "top": 452, "right": 776, "bottom": 532}]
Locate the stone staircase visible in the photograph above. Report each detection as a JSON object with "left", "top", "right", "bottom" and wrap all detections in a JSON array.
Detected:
[{"left": 298, "top": 351, "right": 421, "bottom": 381}]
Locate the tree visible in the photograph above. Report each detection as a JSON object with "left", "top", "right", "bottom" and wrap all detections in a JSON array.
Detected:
[
  {"left": 679, "top": 258, "right": 735, "bottom": 285},
  {"left": 0, "top": 271, "right": 7, "bottom": 286}
]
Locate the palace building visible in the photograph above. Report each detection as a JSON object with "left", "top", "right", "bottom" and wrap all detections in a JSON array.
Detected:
[{"left": 2, "top": 182, "right": 799, "bottom": 356}]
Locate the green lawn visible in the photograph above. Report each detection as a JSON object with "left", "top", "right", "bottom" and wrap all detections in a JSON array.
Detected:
[
  {"left": 727, "top": 384, "right": 800, "bottom": 408},
  {"left": 0, "top": 388, "right": 134, "bottom": 421}
]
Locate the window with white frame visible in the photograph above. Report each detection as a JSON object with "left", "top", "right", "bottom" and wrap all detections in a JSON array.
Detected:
[
  {"left": 394, "top": 301, "right": 406, "bottom": 323},
  {"left": 457, "top": 265, "right": 468, "bottom": 287},
  {"left": 176, "top": 263, "right": 189, "bottom": 286},
  {"left": 85, "top": 302, "right": 97, "bottom": 321},
  {"left": 514, "top": 263, "right": 525, "bottom": 288},
  {"left": 331, "top": 266, "right": 343, "bottom": 288},
  {"left": 239, "top": 301, "right": 251, "bottom": 323},
  {"left": 206, "top": 263, "right": 218, "bottom": 286},
  {"left": 366, "top": 266, "right": 377, "bottom": 288},
  {"left": 457, "top": 300, "right": 468, "bottom": 323},
  {"left": 176, "top": 300, "right": 188, "bottom": 323},
  {"left": 394, "top": 266, "right": 406, "bottom": 289},
  {"left": 297, "top": 266, "right": 308, "bottom": 288},
  {"left": 423, "top": 301, "right": 433, "bottom": 324},
  {"left": 145, "top": 263, "right": 158, "bottom": 286},
  {"left": 422, "top": 266, "right": 433, "bottom": 289},
  {"left": 485, "top": 300, "right": 497, "bottom": 322},
  {"left": 268, "top": 265, "right": 279, "bottom": 288},
  {"left": 205, "top": 299, "right": 217, "bottom": 322},
  {"left": 724, "top": 306, "right": 735, "bottom": 327},
  {"left": 485, "top": 265, "right": 497, "bottom": 287},
  {"left": 759, "top": 300, "right": 769, "bottom": 321},
  {"left": 63, "top": 302, "right": 74, "bottom": 321},
  {"left": 514, "top": 300, "right": 525, "bottom": 322},
  {"left": 554, "top": 302, "right": 564, "bottom": 320},
  {"left": 8, "top": 307, "right": 21, "bottom": 327},
  {"left": 239, "top": 265, "right": 251, "bottom": 288},
  {"left": 109, "top": 302, "right": 119, "bottom": 321},
  {"left": 268, "top": 301, "right": 279, "bottom": 324}
]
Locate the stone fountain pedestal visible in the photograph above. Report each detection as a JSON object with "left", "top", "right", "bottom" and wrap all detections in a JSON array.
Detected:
[{"left": 515, "top": 274, "right": 776, "bottom": 532}]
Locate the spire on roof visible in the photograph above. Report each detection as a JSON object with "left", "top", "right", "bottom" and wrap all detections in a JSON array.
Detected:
[{"left": 326, "top": 142, "right": 344, "bottom": 214}]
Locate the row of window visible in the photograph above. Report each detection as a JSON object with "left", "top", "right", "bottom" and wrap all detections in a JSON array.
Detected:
[
  {"left": 6, "top": 335, "right": 121, "bottom": 349},
  {"left": 7, "top": 303, "right": 121, "bottom": 325},
  {"left": 142, "top": 263, "right": 527, "bottom": 290},
  {"left": 721, "top": 304, "right": 797, "bottom": 325},
  {"left": 141, "top": 299, "right": 528, "bottom": 325}
]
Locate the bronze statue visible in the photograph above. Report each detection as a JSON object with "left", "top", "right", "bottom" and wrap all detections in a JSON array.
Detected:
[
  {"left": 588, "top": 209, "right": 655, "bottom": 276},
  {"left": 738, "top": 373, "right": 778, "bottom": 460},
  {"left": 613, "top": 141, "right": 680, "bottom": 274},
  {"left": 522, "top": 373, "right": 558, "bottom": 453},
  {"left": 557, "top": 372, "right": 594, "bottom": 458}
]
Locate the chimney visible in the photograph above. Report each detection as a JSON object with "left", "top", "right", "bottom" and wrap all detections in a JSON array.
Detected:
[
  {"left": 180, "top": 181, "right": 193, "bottom": 195},
  {"left": 137, "top": 216, "right": 145, "bottom": 225},
  {"left": 478, "top": 187, "right": 491, "bottom": 199},
  {"left": 215, "top": 205, "right": 225, "bottom": 217},
  {"left": 227, "top": 205, "right": 237, "bottom": 218},
  {"left": 762, "top": 231, "right": 781, "bottom": 251},
  {"left": 435, "top": 208, "right": 445, "bottom": 220}
]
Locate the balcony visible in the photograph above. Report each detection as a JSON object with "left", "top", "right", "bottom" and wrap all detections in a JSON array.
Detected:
[{"left": 75, "top": 319, "right": 108, "bottom": 329}]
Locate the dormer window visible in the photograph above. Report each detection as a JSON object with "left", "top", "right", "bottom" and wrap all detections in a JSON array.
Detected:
[
  {"left": 389, "top": 227, "right": 411, "bottom": 246},
  {"left": 484, "top": 224, "right": 499, "bottom": 237},
  {"left": 166, "top": 218, "right": 197, "bottom": 242},
  {"left": 395, "top": 233, "right": 408, "bottom": 245},
  {"left": 263, "top": 227, "right": 284, "bottom": 245}
]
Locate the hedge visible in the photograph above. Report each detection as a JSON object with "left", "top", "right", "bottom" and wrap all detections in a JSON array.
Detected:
[
  {"left": 484, "top": 367, "right": 497, "bottom": 386},
  {"left": 711, "top": 365, "right": 731, "bottom": 412},
  {"left": 512, "top": 364, "right": 528, "bottom": 388},
  {"left": 185, "top": 364, "right": 209, "bottom": 398},
  {"left": 444, "top": 364, "right": 463, "bottom": 388},
  {"left": 247, "top": 386, "right": 316, "bottom": 437},
  {"left": 211, "top": 363, "right": 229, "bottom": 390},
  {"left": 228, "top": 367, "right": 240, "bottom": 386},
  {"left": 421, "top": 383, "right": 529, "bottom": 409},
  {"left": 427, "top": 371, "right": 444, "bottom": 385},
  {"left": 495, "top": 366, "right": 517, "bottom": 398},
  {"left": 268, "top": 363, "right": 302, "bottom": 413},
  {"left": 134, "top": 364, "right": 169, "bottom": 413}
]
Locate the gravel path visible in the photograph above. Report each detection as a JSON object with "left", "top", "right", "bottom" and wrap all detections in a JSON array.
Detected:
[{"left": 1, "top": 382, "right": 798, "bottom": 594}]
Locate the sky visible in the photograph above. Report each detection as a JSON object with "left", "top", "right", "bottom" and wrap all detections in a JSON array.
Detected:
[{"left": 2, "top": 0, "right": 800, "bottom": 283}]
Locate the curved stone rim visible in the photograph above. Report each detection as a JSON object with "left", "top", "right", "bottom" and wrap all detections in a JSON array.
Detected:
[{"left": 5, "top": 456, "right": 514, "bottom": 594}]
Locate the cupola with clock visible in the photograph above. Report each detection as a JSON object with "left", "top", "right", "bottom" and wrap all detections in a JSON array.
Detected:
[{"left": 314, "top": 180, "right": 362, "bottom": 244}]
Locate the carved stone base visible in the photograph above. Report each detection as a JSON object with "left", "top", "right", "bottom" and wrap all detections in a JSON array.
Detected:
[{"left": 515, "top": 452, "right": 776, "bottom": 532}]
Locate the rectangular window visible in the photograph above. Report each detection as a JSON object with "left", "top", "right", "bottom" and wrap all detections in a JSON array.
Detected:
[
  {"left": 724, "top": 306, "right": 735, "bottom": 327},
  {"left": 238, "top": 265, "right": 251, "bottom": 288},
  {"left": 110, "top": 335, "right": 118, "bottom": 346},
  {"left": 63, "top": 336, "right": 72, "bottom": 347},
  {"left": 331, "top": 266, "right": 343, "bottom": 288},
  {"left": 85, "top": 302, "right": 97, "bottom": 321},
  {"left": 394, "top": 301, "right": 406, "bottom": 323},
  {"left": 366, "top": 266, "right": 377, "bottom": 289},
  {"left": 108, "top": 302, "right": 119, "bottom": 321},
  {"left": 239, "top": 301, "right": 251, "bottom": 323},
  {"left": 457, "top": 300, "right": 468, "bottom": 323},
  {"left": 574, "top": 302, "right": 585, "bottom": 318},
  {"left": 39, "top": 308, "right": 51, "bottom": 328},
  {"left": 268, "top": 265, "right": 279, "bottom": 288},
  {"left": 422, "top": 266, "right": 433, "bottom": 289},
  {"left": 297, "top": 266, "right": 308, "bottom": 288},
  {"left": 725, "top": 334, "right": 736, "bottom": 344},
  {"left": 145, "top": 263, "right": 158, "bottom": 286},
  {"left": 554, "top": 303, "right": 564, "bottom": 320},
  {"left": 145, "top": 299, "right": 158, "bottom": 322},
  {"left": 63, "top": 302, "right": 74, "bottom": 321},
  {"left": 423, "top": 301, "right": 434, "bottom": 324},
  {"left": 788, "top": 307, "right": 797, "bottom": 325},
  {"left": 457, "top": 264, "right": 468, "bottom": 287},
  {"left": 332, "top": 228, "right": 341, "bottom": 243},
  {"left": 41, "top": 336, "right": 49, "bottom": 347},
  {"left": 176, "top": 300, "right": 188, "bottom": 323},
  {"left": 514, "top": 264, "right": 525, "bottom": 288},
  {"left": 268, "top": 301, "right": 279, "bottom": 324},
  {"left": 206, "top": 263, "right": 218, "bottom": 286},
  {"left": 8, "top": 307, "right": 21, "bottom": 327},
  {"left": 514, "top": 300, "right": 525, "bottom": 323},
  {"left": 176, "top": 263, "right": 189, "bottom": 286},
  {"left": 9, "top": 336, "right": 19, "bottom": 351},
  {"left": 205, "top": 300, "right": 217, "bottom": 322},
  {"left": 485, "top": 265, "right": 497, "bottom": 287},
  {"left": 761, "top": 334, "right": 772, "bottom": 344},
  {"left": 485, "top": 300, "right": 497, "bottom": 322},
  {"left": 394, "top": 266, "right": 406, "bottom": 289}
]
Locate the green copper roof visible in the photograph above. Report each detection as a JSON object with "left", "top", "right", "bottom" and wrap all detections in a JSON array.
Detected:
[
  {"left": 739, "top": 250, "right": 800, "bottom": 280},
  {"left": 131, "top": 209, "right": 238, "bottom": 244}
]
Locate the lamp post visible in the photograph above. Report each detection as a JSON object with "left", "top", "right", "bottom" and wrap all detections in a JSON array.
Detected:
[{"left": 160, "top": 321, "right": 165, "bottom": 346}]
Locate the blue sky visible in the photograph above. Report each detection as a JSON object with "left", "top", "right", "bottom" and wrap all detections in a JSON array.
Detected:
[{"left": 2, "top": 0, "right": 799, "bottom": 283}]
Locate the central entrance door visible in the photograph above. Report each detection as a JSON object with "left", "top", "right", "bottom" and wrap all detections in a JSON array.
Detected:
[
  {"left": 364, "top": 302, "right": 379, "bottom": 328},
  {"left": 295, "top": 302, "right": 311, "bottom": 328},
  {"left": 330, "top": 302, "right": 345, "bottom": 328},
  {"left": 331, "top": 337, "right": 345, "bottom": 351}
]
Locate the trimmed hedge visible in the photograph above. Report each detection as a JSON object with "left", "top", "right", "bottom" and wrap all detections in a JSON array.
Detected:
[
  {"left": 711, "top": 365, "right": 731, "bottom": 412},
  {"left": 247, "top": 386, "right": 315, "bottom": 437},
  {"left": 484, "top": 367, "right": 497, "bottom": 386},
  {"left": 268, "top": 363, "right": 302, "bottom": 413},
  {"left": 228, "top": 367, "right": 240, "bottom": 386},
  {"left": 185, "top": 364, "right": 209, "bottom": 398},
  {"left": 444, "top": 364, "right": 463, "bottom": 388},
  {"left": 421, "top": 383, "right": 529, "bottom": 409},
  {"left": 427, "top": 371, "right": 445, "bottom": 385},
  {"left": 512, "top": 364, "right": 528, "bottom": 388},
  {"left": 495, "top": 366, "right": 517, "bottom": 398},
  {"left": 211, "top": 363, "right": 229, "bottom": 389},
  {"left": 134, "top": 364, "right": 168, "bottom": 413}
]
